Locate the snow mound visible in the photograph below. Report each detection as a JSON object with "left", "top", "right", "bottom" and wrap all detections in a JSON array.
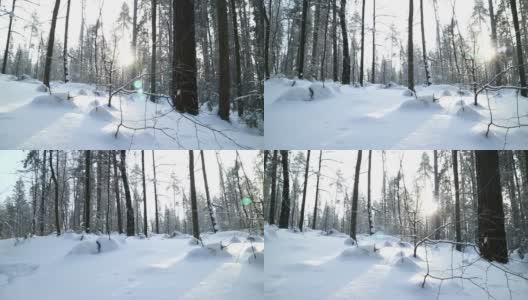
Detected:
[
  {"left": 36, "top": 84, "right": 49, "bottom": 93},
  {"left": 391, "top": 256, "right": 421, "bottom": 272},
  {"left": 230, "top": 236, "right": 241, "bottom": 243},
  {"left": 247, "top": 235, "right": 264, "bottom": 242},
  {"left": 169, "top": 231, "right": 188, "bottom": 239},
  {"left": 78, "top": 89, "right": 89, "bottom": 96},
  {"left": 248, "top": 250, "right": 264, "bottom": 266},
  {"left": 275, "top": 83, "right": 334, "bottom": 102},
  {"left": 0, "top": 263, "right": 39, "bottom": 283},
  {"left": 184, "top": 243, "right": 233, "bottom": 260},
  {"left": 384, "top": 82, "right": 406, "bottom": 90},
  {"left": 384, "top": 241, "right": 393, "bottom": 247},
  {"left": 63, "top": 231, "right": 82, "bottom": 240},
  {"left": 398, "top": 241, "right": 412, "bottom": 248},
  {"left": 442, "top": 90, "right": 452, "bottom": 96},
  {"left": 402, "top": 89, "right": 416, "bottom": 97},
  {"left": 455, "top": 104, "right": 482, "bottom": 121},
  {"left": 338, "top": 245, "right": 382, "bottom": 260},
  {"left": 344, "top": 238, "right": 357, "bottom": 246},
  {"left": 398, "top": 97, "right": 442, "bottom": 111},
  {"left": 457, "top": 89, "right": 472, "bottom": 96},
  {"left": 264, "top": 225, "right": 278, "bottom": 240},
  {"left": 31, "top": 95, "right": 76, "bottom": 108},
  {"left": 188, "top": 237, "right": 202, "bottom": 246},
  {"left": 89, "top": 105, "right": 115, "bottom": 122},
  {"left": 67, "top": 237, "right": 119, "bottom": 255},
  {"left": 322, "top": 228, "right": 348, "bottom": 237}
]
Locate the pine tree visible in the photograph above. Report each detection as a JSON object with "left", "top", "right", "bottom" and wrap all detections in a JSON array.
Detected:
[{"left": 278, "top": 150, "right": 290, "bottom": 228}]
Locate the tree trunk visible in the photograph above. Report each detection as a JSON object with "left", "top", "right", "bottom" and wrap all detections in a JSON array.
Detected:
[
  {"left": 49, "top": 151, "right": 60, "bottom": 236},
  {"left": 263, "top": 0, "right": 270, "bottom": 80},
  {"left": 340, "top": 0, "right": 351, "bottom": 84},
  {"left": 310, "top": 0, "right": 321, "bottom": 79},
  {"left": 189, "top": 151, "right": 200, "bottom": 240},
  {"left": 359, "top": 0, "right": 365, "bottom": 86},
  {"left": 312, "top": 151, "right": 323, "bottom": 230},
  {"left": 433, "top": 150, "right": 441, "bottom": 238},
  {"left": 200, "top": 151, "right": 218, "bottom": 233},
  {"left": 63, "top": 0, "right": 71, "bottom": 83},
  {"left": 510, "top": 0, "right": 528, "bottom": 97},
  {"left": 298, "top": 150, "right": 311, "bottom": 231},
  {"left": 39, "top": 150, "right": 47, "bottom": 235},
  {"left": 269, "top": 150, "right": 279, "bottom": 225},
  {"left": 475, "top": 151, "right": 508, "bottom": 263},
  {"left": 371, "top": 0, "right": 376, "bottom": 83},
  {"left": 332, "top": 0, "right": 338, "bottom": 82},
  {"left": 119, "top": 151, "right": 135, "bottom": 236},
  {"left": 96, "top": 152, "right": 102, "bottom": 232},
  {"left": 420, "top": 0, "right": 431, "bottom": 86},
  {"left": 350, "top": 150, "right": 362, "bottom": 240},
  {"left": 407, "top": 0, "right": 415, "bottom": 92},
  {"left": 217, "top": 0, "right": 231, "bottom": 121},
  {"left": 141, "top": 151, "right": 148, "bottom": 236},
  {"left": 297, "top": 0, "right": 309, "bottom": 79},
  {"left": 150, "top": 0, "right": 157, "bottom": 102},
  {"left": 173, "top": 0, "right": 198, "bottom": 114},
  {"left": 453, "top": 150, "right": 462, "bottom": 251},
  {"left": 488, "top": 0, "right": 502, "bottom": 85},
  {"left": 367, "top": 150, "right": 373, "bottom": 235},
  {"left": 113, "top": 151, "right": 123, "bottom": 234},
  {"left": 152, "top": 151, "right": 159, "bottom": 234},
  {"left": 230, "top": 0, "right": 243, "bottom": 116},
  {"left": 43, "top": 0, "right": 61, "bottom": 88},
  {"left": 278, "top": 151, "right": 290, "bottom": 228},
  {"left": 84, "top": 150, "right": 91, "bottom": 233},
  {"left": 1, "top": 0, "right": 16, "bottom": 74}
]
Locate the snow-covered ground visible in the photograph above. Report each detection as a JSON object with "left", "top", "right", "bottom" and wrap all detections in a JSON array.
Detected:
[
  {"left": 0, "top": 75, "right": 262, "bottom": 149},
  {"left": 265, "top": 226, "right": 528, "bottom": 300},
  {"left": 0, "top": 231, "right": 263, "bottom": 300},
  {"left": 265, "top": 78, "right": 528, "bottom": 149}
]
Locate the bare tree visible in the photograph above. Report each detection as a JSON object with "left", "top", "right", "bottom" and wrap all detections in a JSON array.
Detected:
[
  {"left": 43, "top": 0, "right": 62, "bottom": 89},
  {"left": 350, "top": 150, "right": 362, "bottom": 240},
  {"left": 141, "top": 151, "right": 148, "bottom": 236},
  {"left": 49, "top": 151, "right": 60, "bottom": 236},
  {"left": 200, "top": 151, "right": 217, "bottom": 233},
  {"left": 63, "top": 0, "right": 72, "bottom": 83},
  {"left": 189, "top": 151, "right": 200, "bottom": 240},
  {"left": 407, "top": 0, "right": 415, "bottom": 92},
  {"left": 298, "top": 150, "right": 311, "bottom": 231},
  {"left": 217, "top": 0, "right": 231, "bottom": 121},
  {"left": 119, "top": 151, "right": 135, "bottom": 236},
  {"left": 278, "top": 150, "right": 290, "bottom": 228}
]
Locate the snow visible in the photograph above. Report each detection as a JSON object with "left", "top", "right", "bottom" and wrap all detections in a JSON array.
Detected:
[
  {"left": 265, "top": 226, "right": 528, "bottom": 300},
  {"left": 0, "top": 231, "right": 263, "bottom": 300},
  {"left": 265, "top": 78, "right": 528, "bottom": 149},
  {"left": 0, "top": 75, "right": 262, "bottom": 149}
]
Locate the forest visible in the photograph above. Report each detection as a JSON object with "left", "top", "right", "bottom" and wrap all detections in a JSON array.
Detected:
[
  {"left": 264, "top": 0, "right": 528, "bottom": 149},
  {"left": 0, "top": 150, "right": 264, "bottom": 299},
  {"left": 265, "top": 150, "right": 528, "bottom": 300},
  {"left": 0, "top": 0, "right": 264, "bottom": 149}
]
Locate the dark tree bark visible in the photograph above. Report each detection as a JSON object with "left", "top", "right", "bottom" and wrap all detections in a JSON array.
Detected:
[
  {"left": 310, "top": 0, "right": 322, "bottom": 79},
  {"left": 475, "top": 151, "right": 508, "bottom": 263},
  {"left": 1, "top": 0, "right": 16, "bottom": 74},
  {"left": 200, "top": 151, "right": 217, "bottom": 233},
  {"left": 359, "top": 0, "right": 365, "bottom": 86},
  {"left": 332, "top": 0, "right": 338, "bottom": 82},
  {"left": 189, "top": 151, "right": 200, "bottom": 240},
  {"left": 297, "top": 0, "right": 309, "bottom": 79},
  {"left": 269, "top": 150, "right": 279, "bottom": 225},
  {"left": 173, "top": 0, "right": 198, "bottom": 114},
  {"left": 371, "top": 0, "right": 376, "bottom": 83},
  {"left": 488, "top": 0, "right": 502, "bottom": 85},
  {"left": 230, "top": 0, "right": 243, "bottom": 116},
  {"left": 39, "top": 150, "right": 47, "bottom": 235},
  {"left": 113, "top": 151, "right": 123, "bottom": 234},
  {"left": 217, "top": 0, "right": 231, "bottom": 121},
  {"left": 433, "top": 150, "right": 441, "bottom": 239},
  {"left": 420, "top": 0, "right": 431, "bottom": 86},
  {"left": 453, "top": 150, "right": 462, "bottom": 251},
  {"left": 96, "top": 152, "right": 102, "bottom": 232},
  {"left": 278, "top": 150, "right": 290, "bottom": 228},
  {"left": 49, "top": 151, "right": 60, "bottom": 236},
  {"left": 84, "top": 150, "right": 91, "bottom": 233},
  {"left": 298, "top": 150, "right": 311, "bottom": 231},
  {"left": 119, "top": 151, "right": 135, "bottom": 236},
  {"left": 63, "top": 0, "right": 71, "bottom": 83},
  {"left": 43, "top": 0, "right": 61, "bottom": 88},
  {"left": 312, "top": 151, "right": 323, "bottom": 229},
  {"left": 367, "top": 150, "right": 373, "bottom": 235},
  {"left": 340, "top": 0, "right": 351, "bottom": 84},
  {"left": 152, "top": 151, "right": 159, "bottom": 234},
  {"left": 350, "top": 150, "right": 363, "bottom": 240},
  {"left": 141, "top": 151, "right": 148, "bottom": 236},
  {"left": 150, "top": 0, "right": 157, "bottom": 102},
  {"left": 510, "top": 0, "right": 528, "bottom": 97},
  {"left": 263, "top": 0, "right": 270, "bottom": 80},
  {"left": 407, "top": 0, "right": 415, "bottom": 92}
]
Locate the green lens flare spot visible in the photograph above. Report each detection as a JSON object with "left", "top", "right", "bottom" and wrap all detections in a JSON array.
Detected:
[
  {"left": 133, "top": 80, "right": 143, "bottom": 89},
  {"left": 241, "top": 197, "right": 252, "bottom": 206}
]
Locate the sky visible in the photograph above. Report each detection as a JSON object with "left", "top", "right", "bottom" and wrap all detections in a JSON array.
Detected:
[
  {"left": 0, "top": 150, "right": 262, "bottom": 222},
  {"left": 291, "top": 150, "right": 437, "bottom": 220}
]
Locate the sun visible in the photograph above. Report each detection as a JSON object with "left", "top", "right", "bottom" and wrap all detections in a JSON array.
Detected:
[{"left": 118, "top": 42, "right": 135, "bottom": 67}]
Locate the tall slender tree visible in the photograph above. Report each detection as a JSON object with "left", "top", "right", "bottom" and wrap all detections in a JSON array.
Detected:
[
  {"left": 278, "top": 150, "right": 290, "bottom": 228},
  {"left": 189, "top": 151, "right": 200, "bottom": 240},
  {"left": 63, "top": 0, "right": 72, "bottom": 83},
  {"left": 407, "top": 0, "right": 415, "bottom": 92},
  {"left": 49, "top": 151, "right": 60, "bottom": 236},
  {"left": 420, "top": 0, "right": 431, "bottom": 86},
  {"left": 510, "top": 0, "right": 528, "bottom": 97},
  {"left": 113, "top": 151, "right": 123, "bottom": 234},
  {"left": 150, "top": 0, "right": 157, "bottom": 102},
  {"left": 269, "top": 150, "right": 279, "bottom": 225},
  {"left": 359, "top": 0, "right": 366, "bottom": 86},
  {"left": 152, "top": 151, "right": 159, "bottom": 234},
  {"left": 367, "top": 150, "right": 373, "bottom": 235},
  {"left": 453, "top": 150, "right": 462, "bottom": 251},
  {"left": 297, "top": 0, "right": 309, "bottom": 79},
  {"left": 200, "top": 151, "right": 217, "bottom": 233},
  {"left": 312, "top": 151, "right": 323, "bottom": 229},
  {"left": 84, "top": 150, "right": 91, "bottom": 233},
  {"left": 340, "top": 0, "right": 351, "bottom": 84},
  {"left": 488, "top": 0, "right": 502, "bottom": 85},
  {"left": 350, "top": 150, "right": 363, "bottom": 240},
  {"left": 298, "top": 150, "right": 311, "bottom": 231},
  {"left": 230, "top": 0, "right": 243, "bottom": 116},
  {"left": 43, "top": 0, "right": 61, "bottom": 89},
  {"left": 119, "top": 151, "right": 135, "bottom": 236},
  {"left": 1, "top": 0, "right": 16, "bottom": 74},
  {"left": 217, "top": 0, "right": 231, "bottom": 121},
  {"left": 141, "top": 151, "right": 148, "bottom": 236}
]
